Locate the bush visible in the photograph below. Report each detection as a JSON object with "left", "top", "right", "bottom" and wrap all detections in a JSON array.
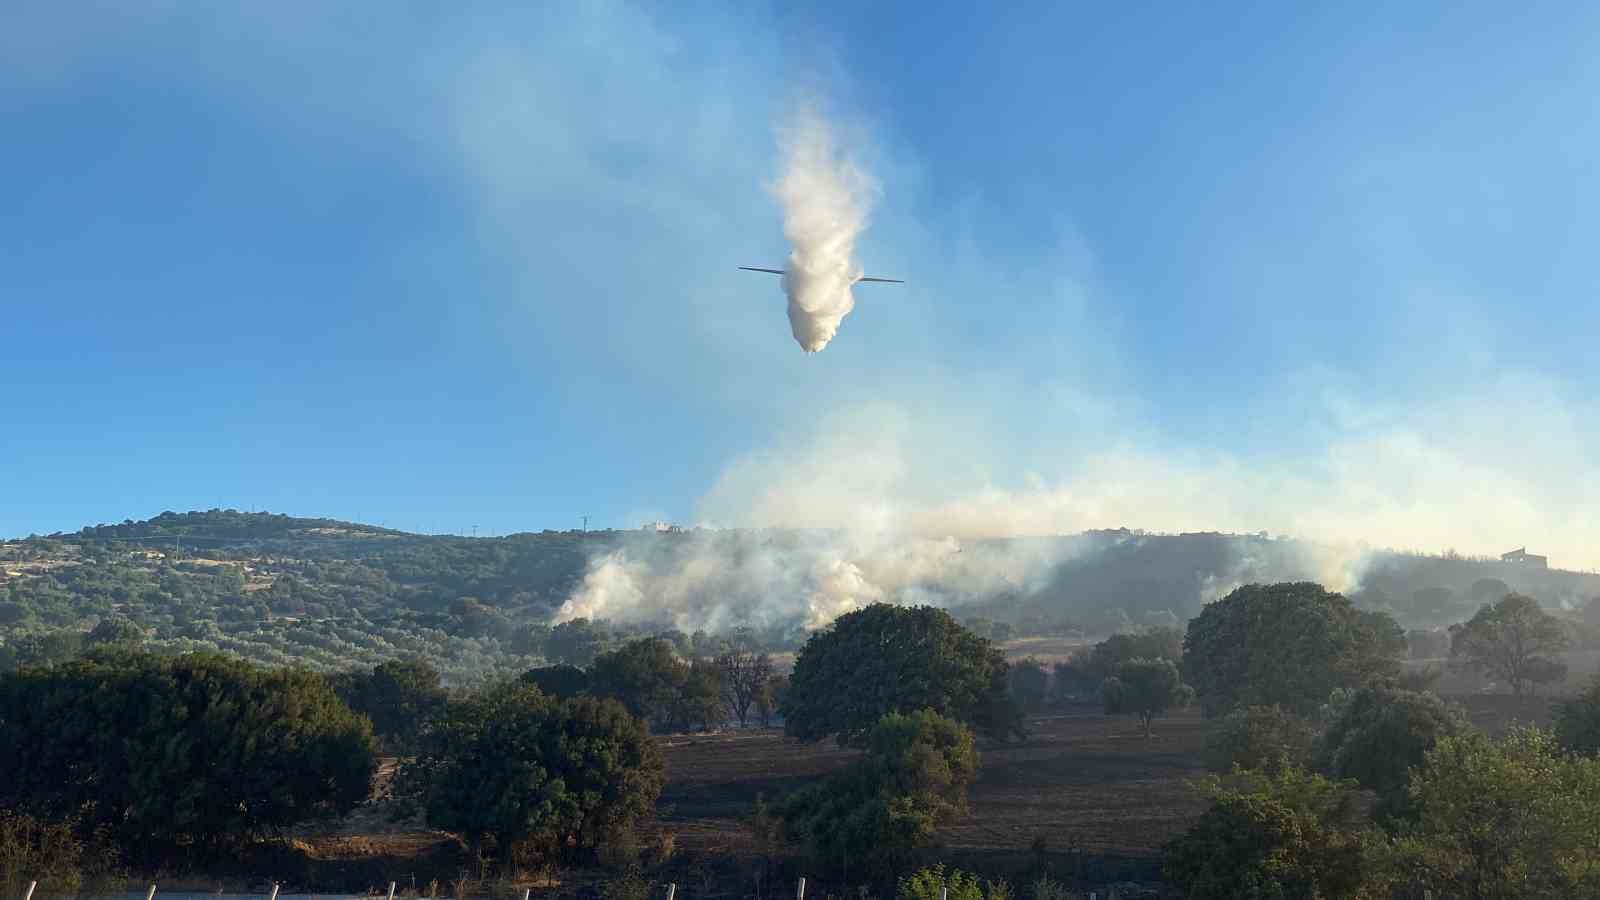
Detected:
[
  {"left": 0, "top": 810, "right": 116, "bottom": 899},
  {"left": 779, "top": 711, "right": 978, "bottom": 876},
  {"left": 1203, "top": 705, "right": 1316, "bottom": 773},
  {"left": 1390, "top": 726, "right": 1600, "bottom": 898},
  {"left": 897, "top": 864, "right": 982, "bottom": 900},
  {"left": 1314, "top": 686, "right": 1470, "bottom": 821},
  {"left": 397, "top": 682, "right": 664, "bottom": 864},
  {"left": 1163, "top": 766, "right": 1370, "bottom": 900},
  {"left": 1556, "top": 675, "right": 1600, "bottom": 755}
]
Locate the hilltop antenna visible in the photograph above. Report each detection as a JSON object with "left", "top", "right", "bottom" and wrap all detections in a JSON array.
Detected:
[
  {"left": 582, "top": 515, "right": 589, "bottom": 533},
  {"left": 472, "top": 525, "right": 478, "bottom": 538}
]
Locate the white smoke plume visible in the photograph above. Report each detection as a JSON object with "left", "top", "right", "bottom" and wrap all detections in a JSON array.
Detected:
[{"left": 773, "top": 106, "right": 877, "bottom": 352}]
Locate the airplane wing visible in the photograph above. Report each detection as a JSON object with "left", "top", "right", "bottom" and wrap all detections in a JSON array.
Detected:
[{"left": 740, "top": 266, "right": 905, "bottom": 284}]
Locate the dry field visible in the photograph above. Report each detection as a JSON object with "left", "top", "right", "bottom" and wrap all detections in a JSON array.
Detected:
[{"left": 267, "top": 692, "right": 1562, "bottom": 894}]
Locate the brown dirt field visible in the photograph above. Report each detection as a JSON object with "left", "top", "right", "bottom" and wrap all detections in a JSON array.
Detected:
[{"left": 659, "top": 707, "right": 1208, "bottom": 870}]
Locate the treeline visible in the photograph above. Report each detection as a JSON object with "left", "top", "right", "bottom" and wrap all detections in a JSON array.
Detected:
[{"left": 0, "top": 602, "right": 1019, "bottom": 895}]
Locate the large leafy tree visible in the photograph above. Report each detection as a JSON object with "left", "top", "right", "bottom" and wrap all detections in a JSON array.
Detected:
[
  {"left": 590, "top": 637, "right": 690, "bottom": 730},
  {"left": 0, "top": 649, "right": 375, "bottom": 856},
  {"left": 396, "top": 682, "right": 663, "bottom": 861},
  {"left": 1101, "top": 658, "right": 1193, "bottom": 738},
  {"left": 330, "top": 657, "right": 447, "bottom": 752},
  {"left": 1315, "top": 686, "right": 1470, "bottom": 821},
  {"left": 778, "top": 710, "right": 978, "bottom": 877},
  {"left": 1449, "top": 593, "right": 1569, "bottom": 696},
  {"left": 1390, "top": 727, "right": 1600, "bottom": 899},
  {"left": 1183, "top": 582, "right": 1402, "bottom": 716},
  {"left": 783, "top": 604, "right": 1022, "bottom": 745}
]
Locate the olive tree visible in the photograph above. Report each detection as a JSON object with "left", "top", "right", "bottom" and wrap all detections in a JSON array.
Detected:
[{"left": 1101, "top": 657, "right": 1193, "bottom": 738}]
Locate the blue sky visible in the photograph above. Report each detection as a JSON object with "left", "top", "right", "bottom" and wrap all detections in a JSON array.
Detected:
[{"left": 4, "top": 3, "right": 1599, "bottom": 567}]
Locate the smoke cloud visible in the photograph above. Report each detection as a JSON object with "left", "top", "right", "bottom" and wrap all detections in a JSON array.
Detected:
[{"left": 773, "top": 106, "right": 877, "bottom": 352}]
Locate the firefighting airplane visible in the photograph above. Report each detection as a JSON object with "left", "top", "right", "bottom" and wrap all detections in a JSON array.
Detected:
[{"left": 738, "top": 266, "right": 904, "bottom": 284}]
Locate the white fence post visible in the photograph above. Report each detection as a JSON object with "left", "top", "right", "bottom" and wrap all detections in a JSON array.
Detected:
[
  {"left": 940, "top": 888, "right": 948, "bottom": 900},
  {"left": 146, "top": 884, "right": 158, "bottom": 900},
  {"left": 268, "top": 884, "right": 280, "bottom": 900},
  {"left": 387, "top": 882, "right": 396, "bottom": 900},
  {"left": 665, "top": 885, "right": 676, "bottom": 900},
  {"left": 22, "top": 880, "right": 36, "bottom": 900},
  {"left": 522, "top": 890, "right": 531, "bottom": 900},
  {"left": 796, "top": 876, "right": 805, "bottom": 900}
]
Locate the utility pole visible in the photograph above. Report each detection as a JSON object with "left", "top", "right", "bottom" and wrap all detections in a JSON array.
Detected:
[
  {"left": 582, "top": 515, "right": 589, "bottom": 533},
  {"left": 472, "top": 525, "right": 478, "bottom": 538}
]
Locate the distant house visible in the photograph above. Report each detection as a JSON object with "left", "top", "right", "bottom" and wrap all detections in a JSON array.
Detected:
[{"left": 1501, "top": 547, "right": 1549, "bottom": 568}]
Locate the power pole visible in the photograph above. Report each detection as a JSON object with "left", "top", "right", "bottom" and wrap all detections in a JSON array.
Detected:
[
  {"left": 472, "top": 525, "right": 478, "bottom": 538},
  {"left": 582, "top": 515, "right": 589, "bottom": 533}
]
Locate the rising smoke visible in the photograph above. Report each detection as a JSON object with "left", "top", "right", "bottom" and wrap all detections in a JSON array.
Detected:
[{"left": 773, "top": 106, "right": 877, "bottom": 352}]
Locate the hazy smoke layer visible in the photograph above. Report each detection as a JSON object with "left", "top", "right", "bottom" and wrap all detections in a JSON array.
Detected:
[{"left": 774, "top": 108, "right": 876, "bottom": 352}]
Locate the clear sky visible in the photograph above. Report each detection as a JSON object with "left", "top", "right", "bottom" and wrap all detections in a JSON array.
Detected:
[{"left": 4, "top": 3, "right": 1599, "bottom": 567}]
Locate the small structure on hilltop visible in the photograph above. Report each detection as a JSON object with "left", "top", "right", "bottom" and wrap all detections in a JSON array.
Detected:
[{"left": 1501, "top": 547, "right": 1549, "bottom": 569}]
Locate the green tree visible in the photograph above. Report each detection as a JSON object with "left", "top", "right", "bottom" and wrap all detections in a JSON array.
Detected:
[
  {"left": 1203, "top": 705, "right": 1316, "bottom": 774},
  {"left": 331, "top": 657, "right": 447, "bottom": 752},
  {"left": 1183, "top": 582, "right": 1402, "bottom": 716},
  {"left": 1556, "top": 674, "right": 1600, "bottom": 755},
  {"left": 1390, "top": 726, "right": 1600, "bottom": 899},
  {"left": 1449, "top": 593, "right": 1569, "bottom": 696},
  {"left": 86, "top": 616, "right": 143, "bottom": 647},
  {"left": 1163, "top": 766, "right": 1372, "bottom": 900},
  {"left": 0, "top": 649, "right": 375, "bottom": 857},
  {"left": 1101, "top": 657, "right": 1193, "bottom": 738},
  {"left": 546, "top": 618, "right": 607, "bottom": 666},
  {"left": 590, "top": 637, "right": 688, "bottom": 730},
  {"left": 671, "top": 656, "right": 725, "bottom": 732},
  {"left": 520, "top": 663, "right": 592, "bottom": 698},
  {"left": 782, "top": 604, "right": 1022, "bottom": 745},
  {"left": 396, "top": 682, "right": 663, "bottom": 863},
  {"left": 778, "top": 709, "right": 979, "bottom": 877},
  {"left": 1315, "top": 685, "right": 1470, "bottom": 821},
  {"left": 1007, "top": 656, "right": 1049, "bottom": 712},
  {"left": 756, "top": 673, "right": 787, "bottom": 727}
]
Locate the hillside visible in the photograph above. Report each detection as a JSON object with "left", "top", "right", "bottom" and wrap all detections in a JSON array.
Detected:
[{"left": 4, "top": 510, "right": 1598, "bottom": 682}]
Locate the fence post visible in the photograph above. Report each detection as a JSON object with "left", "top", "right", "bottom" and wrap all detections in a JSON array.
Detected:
[
  {"left": 523, "top": 890, "right": 531, "bottom": 900},
  {"left": 940, "top": 888, "right": 948, "bottom": 900},
  {"left": 796, "top": 876, "right": 806, "bottom": 900},
  {"left": 666, "top": 885, "right": 676, "bottom": 900},
  {"left": 22, "top": 881, "right": 36, "bottom": 900},
  {"left": 268, "top": 884, "right": 280, "bottom": 900},
  {"left": 146, "top": 883, "right": 158, "bottom": 900}
]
